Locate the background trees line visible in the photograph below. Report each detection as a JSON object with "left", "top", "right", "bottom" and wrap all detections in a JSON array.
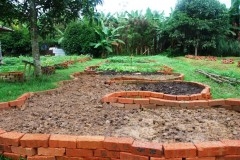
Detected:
[{"left": 0, "top": 0, "right": 240, "bottom": 69}]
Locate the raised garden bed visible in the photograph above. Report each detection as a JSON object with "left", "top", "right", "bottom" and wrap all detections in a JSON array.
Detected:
[
  {"left": 0, "top": 71, "right": 24, "bottom": 82},
  {"left": 0, "top": 70, "right": 239, "bottom": 160}
]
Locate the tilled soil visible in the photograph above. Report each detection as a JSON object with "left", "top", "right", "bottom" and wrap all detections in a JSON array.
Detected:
[{"left": 0, "top": 74, "right": 239, "bottom": 143}]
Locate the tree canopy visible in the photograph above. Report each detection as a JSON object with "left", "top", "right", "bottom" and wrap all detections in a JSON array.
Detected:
[
  {"left": 165, "top": 0, "right": 229, "bottom": 56},
  {"left": 0, "top": 0, "right": 102, "bottom": 76}
]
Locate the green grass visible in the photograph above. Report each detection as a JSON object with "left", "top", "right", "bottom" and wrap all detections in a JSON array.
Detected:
[
  {"left": 99, "top": 55, "right": 240, "bottom": 99},
  {"left": 0, "top": 57, "right": 103, "bottom": 102},
  {"left": 0, "top": 55, "right": 239, "bottom": 102}
]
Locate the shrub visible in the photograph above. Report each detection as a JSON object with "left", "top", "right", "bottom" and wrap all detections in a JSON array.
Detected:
[
  {"left": 0, "top": 27, "right": 31, "bottom": 56},
  {"left": 62, "top": 21, "right": 99, "bottom": 56}
]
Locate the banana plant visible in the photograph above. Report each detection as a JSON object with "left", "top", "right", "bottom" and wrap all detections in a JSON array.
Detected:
[{"left": 90, "top": 20, "right": 125, "bottom": 58}]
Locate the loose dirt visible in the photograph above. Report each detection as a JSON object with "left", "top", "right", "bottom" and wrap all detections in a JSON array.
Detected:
[{"left": 0, "top": 74, "right": 239, "bottom": 143}]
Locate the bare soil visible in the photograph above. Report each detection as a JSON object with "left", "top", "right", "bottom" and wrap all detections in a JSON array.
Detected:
[{"left": 0, "top": 74, "right": 239, "bottom": 143}]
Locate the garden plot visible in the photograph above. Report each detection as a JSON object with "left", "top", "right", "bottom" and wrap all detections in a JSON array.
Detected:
[{"left": 0, "top": 74, "right": 239, "bottom": 143}]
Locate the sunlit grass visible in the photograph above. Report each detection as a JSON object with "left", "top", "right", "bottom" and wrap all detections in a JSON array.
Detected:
[
  {"left": 0, "top": 58, "right": 103, "bottom": 102},
  {"left": 99, "top": 55, "right": 240, "bottom": 99}
]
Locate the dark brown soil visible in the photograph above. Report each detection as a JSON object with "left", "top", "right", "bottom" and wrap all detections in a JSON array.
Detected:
[
  {"left": 0, "top": 74, "right": 239, "bottom": 143},
  {"left": 137, "top": 82, "right": 205, "bottom": 95}
]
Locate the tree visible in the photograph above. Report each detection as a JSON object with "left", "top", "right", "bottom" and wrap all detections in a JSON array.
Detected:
[
  {"left": 230, "top": 0, "right": 240, "bottom": 39},
  {"left": 165, "top": 0, "right": 229, "bottom": 56},
  {"left": 90, "top": 20, "right": 125, "bottom": 58},
  {"left": 0, "top": 0, "right": 102, "bottom": 76}
]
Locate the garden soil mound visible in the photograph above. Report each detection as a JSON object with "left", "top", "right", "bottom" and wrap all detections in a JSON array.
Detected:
[{"left": 0, "top": 74, "right": 239, "bottom": 143}]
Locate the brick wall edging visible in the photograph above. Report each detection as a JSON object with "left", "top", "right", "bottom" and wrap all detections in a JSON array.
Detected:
[
  {"left": 0, "top": 57, "right": 92, "bottom": 110},
  {"left": 0, "top": 130, "right": 239, "bottom": 160}
]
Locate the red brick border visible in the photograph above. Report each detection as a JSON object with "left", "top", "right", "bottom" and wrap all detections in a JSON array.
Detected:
[
  {"left": 0, "top": 131, "right": 239, "bottom": 160},
  {"left": 0, "top": 64, "right": 239, "bottom": 160}
]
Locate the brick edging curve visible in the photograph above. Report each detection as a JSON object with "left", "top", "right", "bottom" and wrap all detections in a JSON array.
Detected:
[{"left": 0, "top": 65, "right": 239, "bottom": 160}]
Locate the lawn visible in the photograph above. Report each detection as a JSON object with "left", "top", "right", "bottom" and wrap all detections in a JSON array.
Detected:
[{"left": 0, "top": 55, "right": 239, "bottom": 102}]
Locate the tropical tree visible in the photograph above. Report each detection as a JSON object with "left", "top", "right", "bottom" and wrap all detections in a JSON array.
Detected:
[
  {"left": 230, "top": 0, "right": 240, "bottom": 39},
  {"left": 165, "top": 0, "right": 229, "bottom": 56},
  {"left": 90, "top": 20, "right": 125, "bottom": 57},
  {"left": 0, "top": 0, "right": 102, "bottom": 76}
]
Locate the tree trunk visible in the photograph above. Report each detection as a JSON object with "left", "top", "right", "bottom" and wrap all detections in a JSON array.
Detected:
[
  {"left": 194, "top": 46, "right": 198, "bottom": 56},
  {"left": 30, "top": 0, "right": 41, "bottom": 77},
  {"left": 194, "top": 41, "right": 199, "bottom": 56}
]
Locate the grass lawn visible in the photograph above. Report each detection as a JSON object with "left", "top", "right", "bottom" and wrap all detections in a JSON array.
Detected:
[
  {"left": 98, "top": 55, "right": 240, "bottom": 99},
  {"left": 0, "top": 57, "right": 103, "bottom": 102},
  {"left": 0, "top": 55, "right": 239, "bottom": 102}
]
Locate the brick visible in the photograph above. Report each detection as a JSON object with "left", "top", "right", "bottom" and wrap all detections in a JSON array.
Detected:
[
  {"left": 194, "top": 141, "right": 226, "bottom": 157},
  {"left": 38, "top": 147, "right": 65, "bottom": 156},
  {"left": 151, "top": 158, "right": 181, "bottom": 160},
  {"left": 120, "top": 152, "right": 148, "bottom": 160},
  {"left": 9, "top": 99, "right": 25, "bottom": 108},
  {"left": 108, "top": 97, "right": 118, "bottom": 103},
  {"left": 94, "top": 149, "right": 120, "bottom": 159},
  {"left": 192, "top": 100, "right": 209, "bottom": 107},
  {"left": 66, "top": 148, "right": 93, "bottom": 157},
  {"left": 163, "top": 142, "right": 197, "bottom": 158},
  {"left": 225, "top": 99, "right": 240, "bottom": 106},
  {"left": 0, "top": 132, "right": 25, "bottom": 146},
  {"left": 178, "top": 101, "right": 195, "bottom": 108},
  {"left": 186, "top": 157, "right": 215, "bottom": 160},
  {"left": 27, "top": 156, "right": 56, "bottom": 160},
  {"left": 163, "top": 94, "right": 177, "bottom": 100},
  {"left": 0, "top": 102, "right": 9, "bottom": 109},
  {"left": 134, "top": 98, "right": 149, "bottom": 105},
  {"left": 223, "top": 155, "right": 240, "bottom": 160},
  {"left": 161, "top": 99, "right": 174, "bottom": 107},
  {"left": 0, "top": 144, "right": 11, "bottom": 152},
  {"left": 124, "top": 104, "right": 141, "bottom": 109},
  {"left": 20, "top": 133, "right": 50, "bottom": 147},
  {"left": 118, "top": 98, "right": 134, "bottom": 104},
  {"left": 221, "top": 139, "right": 240, "bottom": 155},
  {"left": 11, "top": 146, "right": 37, "bottom": 156},
  {"left": 104, "top": 137, "right": 134, "bottom": 152},
  {"left": 177, "top": 95, "right": 190, "bottom": 101},
  {"left": 49, "top": 134, "right": 77, "bottom": 148},
  {"left": 190, "top": 94, "right": 199, "bottom": 100},
  {"left": 150, "top": 92, "right": 164, "bottom": 99},
  {"left": 150, "top": 98, "right": 165, "bottom": 106},
  {"left": 126, "top": 91, "right": 139, "bottom": 97},
  {"left": 208, "top": 99, "right": 226, "bottom": 107},
  {"left": 85, "top": 157, "right": 111, "bottom": 160},
  {"left": 139, "top": 91, "right": 152, "bottom": 97},
  {"left": 0, "top": 129, "right": 6, "bottom": 134},
  {"left": 131, "top": 141, "right": 163, "bottom": 157},
  {"left": 77, "top": 136, "right": 104, "bottom": 149},
  {"left": 232, "top": 106, "right": 240, "bottom": 112},
  {"left": 56, "top": 156, "right": 84, "bottom": 160},
  {"left": 3, "top": 152, "right": 24, "bottom": 160},
  {"left": 169, "top": 101, "right": 180, "bottom": 107}
]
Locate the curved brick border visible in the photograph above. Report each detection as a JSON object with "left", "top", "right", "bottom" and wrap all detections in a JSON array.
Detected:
[
  {"left": 0, "top": 65, "right": 239, "bottom": 160},
  {"left": 104, "top": 73, "right": 185, "bottom": 85},
  {"left": 0, "top": 57, "right": 91, "bottom": 111},
  {"left": 0, "top": 130, "right": 239, "bottom": 160}
]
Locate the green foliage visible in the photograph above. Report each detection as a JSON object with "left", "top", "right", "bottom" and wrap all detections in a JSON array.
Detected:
[
  {"left": 214, "top": 38, "right": 240, "bottom": 56},
  {"left": 90, "top": 19, "right": 125, "bottom": 57},
  {"left": 165, "top": 0, "right": 230, "bottom": 56},
  {"left": 0, "top": 26, "right": 31, "bottom": 56},
  {"left": 62, "top": 21, "right": 98, "bottom": 56},
  {"left": 0, "top": 57, "right": 102, "bottom": 102}
]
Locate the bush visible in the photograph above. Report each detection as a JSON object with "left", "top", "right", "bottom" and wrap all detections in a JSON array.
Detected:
[
  {"left": 214, "top": 38, "right": 240, "bottom": 57},
  {"left": 62, "top": 21, "right": 100, "bottom": 57},
  {"left": 0, "top": 27, "right": 31, "bottom": 56}
]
